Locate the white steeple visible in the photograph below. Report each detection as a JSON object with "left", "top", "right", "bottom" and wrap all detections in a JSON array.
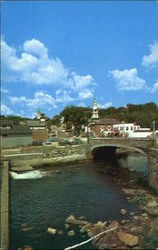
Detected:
[{"left": 91, "top": 99, "right": 99, "bottom": 119}]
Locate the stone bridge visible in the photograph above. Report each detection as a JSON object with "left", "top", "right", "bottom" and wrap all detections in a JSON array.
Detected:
[
  {"left": 88, "top": 137, "right": 155, "bottom": 154},
  {"left": 88, "top": 138, "right": 158, "bottom": 192}
]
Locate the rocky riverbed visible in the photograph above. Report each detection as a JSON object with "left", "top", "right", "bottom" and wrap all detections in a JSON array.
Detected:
[{"left": 46, "top": 189, "right": 158, "bottom": 250}]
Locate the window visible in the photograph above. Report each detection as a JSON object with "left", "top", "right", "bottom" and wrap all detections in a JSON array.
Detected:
[{"left": 126, "top": 127, "right": 129, "bottom": 130}]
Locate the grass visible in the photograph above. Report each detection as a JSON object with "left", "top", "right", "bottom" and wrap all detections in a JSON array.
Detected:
[
  {"left": 129, "top": 190, "right": 151, "bottom": 206},
  {"left": 142, "top": 228, "right": 158, "bottom": 249},
  {"left": 137, "top": 176, "right": 158, "bottom": 195}
]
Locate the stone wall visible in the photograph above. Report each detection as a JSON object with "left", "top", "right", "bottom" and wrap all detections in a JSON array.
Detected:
[
  {"left": 1, "top": 134, "right": 32, "bottom": 148},
  {"left": 148, "top": 148, "right": 158, "bottom": 192},
  {"left": 4, "top": 144, "right": 91, "bottom": 169}
]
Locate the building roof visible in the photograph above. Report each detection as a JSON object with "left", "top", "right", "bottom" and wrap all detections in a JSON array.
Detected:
[
  {"left": 91, "top": 119, "right": 119, "bottom": 125},
  {"left": 26, "top": 120, "right": 46, "bottom": 127},
  {"left": 0, "top": 119, "right": 19, "bottom": 126},
  {"left": 1, "top": 125, "right": 32, "bottom": 135},
  {"left": 134, "top": 130, "right": 151, "bottom": 132}
]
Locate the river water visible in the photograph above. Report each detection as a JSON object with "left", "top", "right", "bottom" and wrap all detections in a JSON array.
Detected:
[{"left": 10, "top": 154, "right": 148, "bottom": 250}]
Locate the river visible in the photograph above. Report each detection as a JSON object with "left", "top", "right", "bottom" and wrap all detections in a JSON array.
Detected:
[{"left": 10, "top": 154, "right": 148, "bottom": 250}]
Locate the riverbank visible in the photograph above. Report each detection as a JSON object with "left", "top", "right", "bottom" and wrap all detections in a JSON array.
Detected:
[
  {"left": 1, "top": 144, "right": 92, "bottom": 171},
  {"left": 0, "top": 161, "right": 9, "bottom": 250},
  {"left": 62, "top": 185, "right": 158, "bottom": 249},
  {"left": 9, "top": 154, "right": 158, "bottom": 249}
]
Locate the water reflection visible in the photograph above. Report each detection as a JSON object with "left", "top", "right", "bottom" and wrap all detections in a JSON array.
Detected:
[
  {"left": 10, "top": 154, "right": 148, "bottom": 250},
  {"left": 118, "top": 154, "right": 148, "bottom": 173}
]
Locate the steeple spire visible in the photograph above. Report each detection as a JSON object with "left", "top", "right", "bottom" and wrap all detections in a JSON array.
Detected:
[{"left": 91, "top": 98, "right": 99, "bottom": 119}]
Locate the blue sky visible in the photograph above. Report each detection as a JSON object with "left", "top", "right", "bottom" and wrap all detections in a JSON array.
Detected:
[{"left": 1, "top": 1, "right": 158, "bottom": 118}]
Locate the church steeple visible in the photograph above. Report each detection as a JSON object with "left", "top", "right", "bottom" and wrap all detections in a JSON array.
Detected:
[{"left": 91, "top": 98, "right": 99, "bottom": 119}]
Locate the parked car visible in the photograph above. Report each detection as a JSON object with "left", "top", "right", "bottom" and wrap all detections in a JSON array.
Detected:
[
  {"left": 58, "top": 137, "right": 83, "bottom": 146},
  {"left": 32, "top": 140, "right": 43, "bottom": 146},
  {"left": 58, "top": 139, "right": 68, "bottom": 146},
  {"left": 42, "top": 137, "right": 58, "bottom": 146}
]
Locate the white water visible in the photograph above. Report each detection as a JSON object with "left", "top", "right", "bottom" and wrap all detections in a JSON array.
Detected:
[{"left": 10, "top": 170, "right": 45, "bottom": 179}]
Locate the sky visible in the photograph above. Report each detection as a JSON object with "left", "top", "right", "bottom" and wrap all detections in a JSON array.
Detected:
[{"left": 1, "top": 0, "right": 158, "bottom": 118}]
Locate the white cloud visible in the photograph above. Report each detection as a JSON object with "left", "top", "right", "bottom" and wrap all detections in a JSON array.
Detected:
[
  {"left": 1, "top": 38, "right": 96, "bottom": 92},
  {"left": 55, "top": 89, "right": 74, "bottom": 103},
  {"left": 142, "top": 42, "right": 158, "bottom": 69},
  {"left": 1, "top": 88, "right": 9, "bottom": 93},
  {"left": 78, "top": 89, "right": 94, "bottom": 99},
  {"left": 9, "top": 90, "right": 75, "bottom": 112},
  {"left": 1, "top": 104, "right": 14, "bottom": 115},
  {"left": 98, "top": 101, "right": 113, "bottom": 109},
  {"left": 151, "top": 80, "right": 158, "bottom": 93},
  {"left": 109, "top": 68, "right": 146, "bottom": 91},
  {"left": 9, "top": 91, "right": 57, "bottom": 108},
  {"left": 23, "top": 39, "right": 48, "bottom": 59},
  {"left": 69, "top": 73, "right": 96, "bottom": 91}
]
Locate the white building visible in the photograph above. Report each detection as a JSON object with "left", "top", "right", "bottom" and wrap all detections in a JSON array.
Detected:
[{"left": 113, "top": 122, "right": 154, "bottom": 138}]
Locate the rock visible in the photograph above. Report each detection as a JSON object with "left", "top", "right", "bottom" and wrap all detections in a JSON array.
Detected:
[
  {"left": 129, "top": 168, "right": 135, "bottom": 172},
  {"left": 65, "top": 215, "right": 75, "bottom": 222},
  {"left": 21, "top": 227, "right": 33, "bottom": 232},
  {"left": 11, "top": 165, "right": 33, "bottom": 172},
  {"left": 67, "top": 230, "right": 75, "bottom": 236},
  {"left": 47, "top": 227, "right": 56, "bottom": 235},
  {"left": 79, "top": 216, "right": 85, "bottom": 220},
  {"left": 94, "top": 221, "right": 107, "bottom": 228},
  {"left": 87, "top": 229, "right": 94, "bottom": 237},
  {"left": 143, "top": 207, "right": 158, "bottom": 216},
  {"left": 133, "top": 216, "right": 139, "bottom": 220},
  {"left": 23, "top": 246, "right": 33, "bottom": 250},
  {"left": 64, "top": 223, "right": 70, "bottom": 229},
  {"left": 65, "top": 215, "right": 88, "bottom": 225},
  {"left": 147, "top": 201, "right": 158, "bottom": 207},
  {"left": 58, "top": 230, "right": 64, "bottom": 235},
  {"left": 127, "top": 197, "right": 131, "bottom": 200},
  {"left": 108, "top": 220, "right": 119, "bottom": 230},
  {"left": 21, "top": 223, "right": 28, "bottom": 228},
  {"left": 120, "top": 209, "right": 127, "bottom": 215},
  {"left": 130, "top": 226, "right": 143, "bottom": 235},
  {"left": 117, "top": 231, "right": 139, "bottom": 246},
  {"left": 21, "top": 224, "right": 33, "bottom": 231},
  {"left": 121, "top": 220, "right": 127, "bottom": 224},
  {"left": 94, "top": 231, "right": 120, "bottom": 249},
  {"left": 80, "top": 223, "right": 92, "bottom": 233},
  {"left": 54, "top": 170, "right": 60, "bottom": 174},
  {"left": 130, "top": 212, "right": 135, "bottom": 216}
]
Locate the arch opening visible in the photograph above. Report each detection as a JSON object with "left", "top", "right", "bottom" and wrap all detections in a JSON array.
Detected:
[{"left": 91, "top": 146, "right": 117, "bottom": 161}]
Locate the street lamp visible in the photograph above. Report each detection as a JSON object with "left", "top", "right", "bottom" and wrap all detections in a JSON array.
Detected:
[{"left": 152, "top": 120, "right": 156, "bottom": 140}]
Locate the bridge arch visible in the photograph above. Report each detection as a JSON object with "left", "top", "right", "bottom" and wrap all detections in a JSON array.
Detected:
[{"left": 90, "top": 144, "right": 146, "bottom": 156}]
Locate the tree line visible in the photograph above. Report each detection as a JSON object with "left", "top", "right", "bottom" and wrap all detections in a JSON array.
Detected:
[{"left": 2, "top": 102, "right": 158, "bottom": 134}]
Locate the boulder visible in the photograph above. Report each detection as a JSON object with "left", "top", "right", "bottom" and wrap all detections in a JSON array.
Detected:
[
  {"left": 143, "top": 207, "right": 158, "bottom": 216},
  {"left": 23, "top": 246, "right": 33, "bottom": 250},
  {"left": 58, "top": 230, "right": 64, "bottom": 235},
  {"left": 64, "top": 223, "right": 70, "bottom": 229},
  {"left": 47, "top": 227, "right": 56, "bottom": 235},
  {"left": 21, "top": 227, "right": 33, "bottom": 232},
  {"left": 65, "top": 215, "right": 88, "bottom": 226},
  {"left": 130, "top": 226, "right": 143, "bottom": 235},
  {"left": 67, "top": 230, "right": 75, "bottom": 236},
  {"left": 117, "top": 231, "right": 139, "bottom": 246},
  {"left": 21, "top": 224, "right": 32, "bottom": 231},
  {"left": 120, "top": 209, "right": 127, "bottom": 216},
  {"left": 80, "top": 223, "right": 92, "bottom": 233},
  {"left": 108, "top": 220, "right": 119, "bottom": 230},
  {"left": 94, "top": 221, "right": 107, "bottom": 228}
]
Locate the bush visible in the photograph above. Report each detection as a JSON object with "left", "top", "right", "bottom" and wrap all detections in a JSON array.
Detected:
[{"left": 129, "top": 191, "right": 151, "bottom": 206}]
